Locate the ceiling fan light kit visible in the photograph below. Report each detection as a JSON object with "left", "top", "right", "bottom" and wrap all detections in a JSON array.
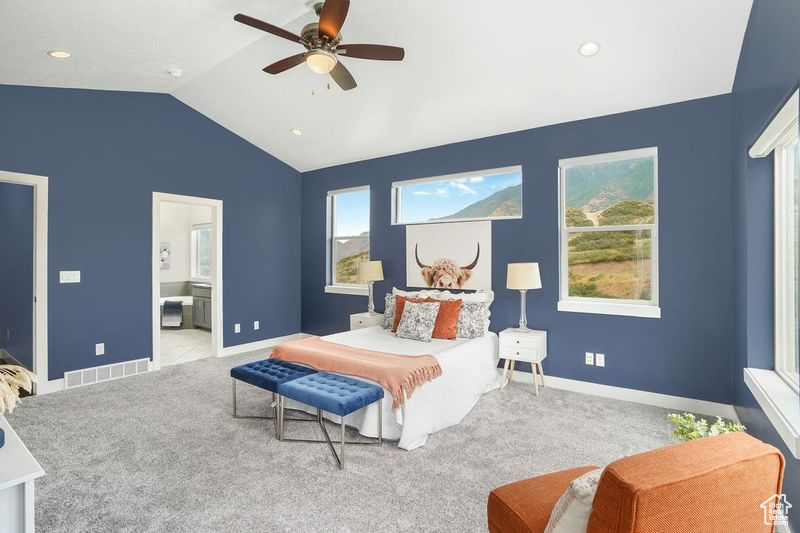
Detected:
[{"left": 234, "top": 0, "right": 404, "bottom": 91}]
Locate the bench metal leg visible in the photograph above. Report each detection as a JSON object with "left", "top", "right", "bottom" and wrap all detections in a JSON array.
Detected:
[
  {"left": 232, "top": 379, "right": 315, "bottom": 439},
  {"left": 279, "top": 399, "right": 384, "bottom": 469}
]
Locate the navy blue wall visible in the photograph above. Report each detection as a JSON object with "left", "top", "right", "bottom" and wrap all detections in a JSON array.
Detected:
[
  {"left": 0, "top": 85, "right": 302, "bottom": 380},
  {"left": 731, "top": 0, "right": 800, "bottom": 528},
  {"left": 302, "top": 94, "right": 734, "bottom": 404},
  {"left": 0, "top": 182, "right": 34, "bottom": 369}
]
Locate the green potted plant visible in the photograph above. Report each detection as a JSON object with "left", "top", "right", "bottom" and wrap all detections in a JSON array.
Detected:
[
  {"left": 0, "top": 364, "right": 37, "bottom": 449},
  {"left": 667, "top": 412, "right": 745, "bottom": 442}
]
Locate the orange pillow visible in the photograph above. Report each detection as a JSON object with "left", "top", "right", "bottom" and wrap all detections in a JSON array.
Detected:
[
  {"left": 431, "top": 298, "right": 462, "bottom": 340},
  {"left": 392, "top": 295, "right": 462, "bottom": 340}
]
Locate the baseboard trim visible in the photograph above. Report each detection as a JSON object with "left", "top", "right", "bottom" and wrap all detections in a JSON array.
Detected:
[
  {"left": 34, "top": 378, "right": 64, "bottom": 395},
  {"left": 510, "top": 371, "right": 738, "bottom": 421},
  {"left": 218, "top": 332, "right": 310, "bottom": 358}
]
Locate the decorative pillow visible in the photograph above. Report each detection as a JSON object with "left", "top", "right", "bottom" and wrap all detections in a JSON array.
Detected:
[
  {"left": 431, "top": 298, "right": 462, "bottom": 340},
  {"left": 544, "top": 468, "right": 603, "bottom": 533},
  {"left": 395, "top": 302, "right": 441, "bottom": 342},
  {"left": 456, "top": 302, "right": 491, "bottom": 339},
  {"left": 392, "top": 295, "right": 434, "bottom": 332},
  {"left": 382, "top": 293, "right": 396, "bottom": 329}
]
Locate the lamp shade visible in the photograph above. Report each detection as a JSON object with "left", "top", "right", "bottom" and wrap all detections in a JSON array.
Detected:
[
  {"left": 507, "top": 263, "right": 541, "bottom": 290},
  {"left": 358, "top": 260, "right": 384, "bottom": 282}
]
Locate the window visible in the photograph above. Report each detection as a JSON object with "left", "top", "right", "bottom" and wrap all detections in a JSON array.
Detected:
[
  {"left": 391, "top": 166, "right": 522, "bottom": 225},
  {"left": 191, "top": 224, "right": 211, "bottom": 280},
  {"left": 558, "top": 147, "right": 659, "bottom": 318},
  {"left": 327, "top": 186, "right": 370, "bottom": 293},
  {"left": 774, "top": 123, "right": 800, "bottom": 392}
]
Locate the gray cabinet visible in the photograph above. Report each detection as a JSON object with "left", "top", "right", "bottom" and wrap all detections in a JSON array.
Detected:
[{"left": 192, "top": 284, "right": 212, "bottom": 330}]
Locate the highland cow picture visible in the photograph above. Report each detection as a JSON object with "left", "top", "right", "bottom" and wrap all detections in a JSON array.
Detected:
[{"left": 406, "top": 221, "right": 492, "bottom": 290}]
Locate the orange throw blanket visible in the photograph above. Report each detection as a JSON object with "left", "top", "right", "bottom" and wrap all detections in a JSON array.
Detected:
[{"left": 270, "top": 336, "right": 442, "bottom": 410}]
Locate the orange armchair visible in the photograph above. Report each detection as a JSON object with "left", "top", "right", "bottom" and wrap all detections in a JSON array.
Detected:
[{"left": 488, "top": 432, "right": 785, "bottom": 533}]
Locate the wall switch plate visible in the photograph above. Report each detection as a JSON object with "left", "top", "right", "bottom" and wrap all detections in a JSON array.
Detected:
[
  {"left": 234, "top": 323, "right": 241, "bottom": 333},
  {"left": 585, "top": 352, "right": 594, "bottom": 365},
  {"left": 595, "top": 353, "right": 605, "bottom": 367},
  {"left": 253, "top": 320, "right": 260, "bottom": 331},
  {"left": 95, "top": 343, "right": 105, "bottom": 356},
  {"left": 59, "top": 270, "right": 81, "bottom": 283}
]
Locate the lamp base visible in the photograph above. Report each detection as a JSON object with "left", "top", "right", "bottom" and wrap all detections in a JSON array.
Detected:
[{"left": 513, "top": 326, "right": 532, "bottom": 333}]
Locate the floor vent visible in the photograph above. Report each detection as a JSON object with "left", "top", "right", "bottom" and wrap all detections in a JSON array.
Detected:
[{"left": 64, "top": 358, "right": 150, "bottom": 389}]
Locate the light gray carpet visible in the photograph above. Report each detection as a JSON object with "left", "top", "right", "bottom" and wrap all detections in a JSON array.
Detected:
[{"left": 10, "top": 353, "right": 676, "bottom": 533}]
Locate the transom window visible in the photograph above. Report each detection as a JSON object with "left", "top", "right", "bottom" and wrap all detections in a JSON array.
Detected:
[
  {"left": 328, "top": 186, "right": 370, "bottom": 288},
  {"left": 774, "top": 124, "right": 800, "bottom": 392},
  {"left": 558, "top": 147, "right": 660, "bottom": 318},
  {"left": 391, "top": 166, "right": 522, "bottom": 225}
]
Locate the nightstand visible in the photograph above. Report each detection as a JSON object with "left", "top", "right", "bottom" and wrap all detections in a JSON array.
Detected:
[
  {"left": 499, "top": 328, "right": 547, "bottom": 395},
  {"left": 350, "top": 312, "right": 383, "bottom": 330}
]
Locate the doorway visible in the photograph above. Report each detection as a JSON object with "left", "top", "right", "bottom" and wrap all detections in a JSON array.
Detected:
[
  {"left": 152, "top": 193, "right": 222, "bottom": 370},
  {"left": 0, "top": 170, "right": 48, "bottom": 393}
]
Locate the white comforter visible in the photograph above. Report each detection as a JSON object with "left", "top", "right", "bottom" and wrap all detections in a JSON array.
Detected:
[{"left": 283, "top": 327, "right": 502, "bottom": 450}]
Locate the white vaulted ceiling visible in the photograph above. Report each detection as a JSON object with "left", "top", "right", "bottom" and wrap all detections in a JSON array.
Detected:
[{"left": 0, "top": 0, "right": 753, "bottom": 171}]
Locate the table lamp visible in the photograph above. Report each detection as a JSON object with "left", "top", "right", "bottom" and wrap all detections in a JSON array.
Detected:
[
  {"left": 358, "top": 260, "right": 384, "bottom": 315},
  {"left": 507, "top": 263, "right": 541, "bottom": 331}
]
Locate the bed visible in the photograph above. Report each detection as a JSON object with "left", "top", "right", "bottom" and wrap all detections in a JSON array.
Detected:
[{"left": 281, "top": 325, "right": 502, "bottom": 450}]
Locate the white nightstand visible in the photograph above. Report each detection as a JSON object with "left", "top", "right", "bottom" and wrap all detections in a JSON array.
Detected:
[
  {"left": 499, "top": 328, "right": 547, "bottom": 395},
  {"left": 350, "top": 312, "right": 383, "bottom": 330}
]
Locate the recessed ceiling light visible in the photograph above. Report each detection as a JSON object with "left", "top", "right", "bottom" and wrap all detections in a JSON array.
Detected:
[
  {"left": 291, "top": 129, "right": 303, "bottom": 136},
  {"left": 167, "top": 68, "right": 183, "bottom": 78},
  {"left": 47, "top": 50, "right": 71, "bottom": 59},
  {"left": 578, "top": 41, "right": 601, "bottom": 57}
]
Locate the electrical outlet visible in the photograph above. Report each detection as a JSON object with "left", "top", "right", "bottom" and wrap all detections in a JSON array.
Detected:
[
  {"left": 234, "top": 323, "right": 241, "bottom": 333},
  {"left": 253, "top": 320, "right": 260, "bottom": 331},
  {"left": 585, "top": 352, "right": 594, "bottom": 365},
  {"left": 95, "top": 343, "right": 105, "bottom": 356},
  {"left": 595, "top": 353, "right": 605, "bottom": 367}
]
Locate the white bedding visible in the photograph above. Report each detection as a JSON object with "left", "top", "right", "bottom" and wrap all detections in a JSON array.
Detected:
[{"left": 282, "top": 326, "right": 502, "bottom": 450}]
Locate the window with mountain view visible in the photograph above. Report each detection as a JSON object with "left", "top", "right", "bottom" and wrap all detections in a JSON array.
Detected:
[
  {"left": 328, "top": 187, "right": 370, "bottom": 287},
  {"left": 392, "top": 167, "right": 522, "bottom": 224},
  {"left": 558, "top": 148, "right": 659, "bottom": 318}
]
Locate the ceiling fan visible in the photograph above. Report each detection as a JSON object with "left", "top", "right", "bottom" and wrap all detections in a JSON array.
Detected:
[{"left": 234, "top": 0, "right": 405, "bottom": 91}]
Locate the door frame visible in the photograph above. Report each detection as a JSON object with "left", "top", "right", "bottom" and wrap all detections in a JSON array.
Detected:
[
  {"left": 152, "top": 192, "right": 223, "bottom": 370},
  {"left": 0, "top": 170, "right": 49, "bottom": 393}
]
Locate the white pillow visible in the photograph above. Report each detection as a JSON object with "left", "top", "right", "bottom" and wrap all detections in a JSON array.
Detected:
[
  {"left": 392, "top": 287, "right": 494, "bottom": 305},
  {"left": 544, "top": 468, "right": 603, "bottom": 533}
]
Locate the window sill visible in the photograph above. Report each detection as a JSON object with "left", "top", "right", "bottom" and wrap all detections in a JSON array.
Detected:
[
  {"left": 324, "top": 285, "right": 368, "bottom": 296},
  {"left": 744, "top": 368, "right": 800, "bottom": 459},
  {"left": 557, "top": 300, "right": 661, "bottom": 319}
]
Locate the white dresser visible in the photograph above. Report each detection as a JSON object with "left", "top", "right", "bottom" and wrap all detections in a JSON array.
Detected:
[
  {"left": 350, "top": 312, "right": 383, "bottom": 330},
  {"left": 0, "top": 416, "right": 44, "bottom": 533},
  {"left": 499, "top": 328, "right": 547, "bottom": 395}
]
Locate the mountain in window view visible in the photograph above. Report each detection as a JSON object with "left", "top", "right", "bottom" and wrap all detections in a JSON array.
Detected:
[
  {"left": 565, "top": 157, "right": 654, "bottom": 212},
  {"left": 436, "top": 184, "right": 522, "bottom": 220}
]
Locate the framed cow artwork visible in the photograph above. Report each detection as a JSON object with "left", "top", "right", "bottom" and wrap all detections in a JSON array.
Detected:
[{"left": 406, "top": 221, "right": 492, "bottom": 290}]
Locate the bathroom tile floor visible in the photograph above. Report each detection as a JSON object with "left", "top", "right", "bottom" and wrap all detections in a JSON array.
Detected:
[{"left": 160, "top": 328, "right": 212, "bottom": 366}]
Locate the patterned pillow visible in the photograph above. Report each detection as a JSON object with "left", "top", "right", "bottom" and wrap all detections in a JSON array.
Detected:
[
  {"left": 544, "top": 468, "right": 603, "bottom": 533},
  {"left": 396, "top": 302, "right": 441, "bottom": 342},
  {"left": 382, "top": 293, "right": 396, "bottom": 329},
  {"left": 456, "top": 302, "right": 491, "bottom": 339}
]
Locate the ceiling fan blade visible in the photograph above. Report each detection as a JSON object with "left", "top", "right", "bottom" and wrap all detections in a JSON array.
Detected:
[
  {"left": 234, "top": 13, "right": 303, "bottom": 44},
  {"left": 263, "top": 53, "right": 307, "bottom": 74},
  {"left": 337, "top": 44, "right": 405, "bottom": 61},
  {"left": 318, "top": 0, "right": 350, "bottom": 39},
  {"left": 330, "top": 61, "right": 356, "bottom": 91}
]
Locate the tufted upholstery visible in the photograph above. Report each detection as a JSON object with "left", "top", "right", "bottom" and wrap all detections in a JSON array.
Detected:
[
  {"left": 230, "top": 359, "right": 316, "bottom": 393},
  {"left": 278, "top": 372, "right": 384, "bottom": 416}
]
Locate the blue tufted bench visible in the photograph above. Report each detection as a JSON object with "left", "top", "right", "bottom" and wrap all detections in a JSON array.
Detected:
[
  {"left": 230, "top": 359, "right": 317, "bottom": 432},
  {"left": 277, "top": 372, "right": 384, "bottom": 469}
]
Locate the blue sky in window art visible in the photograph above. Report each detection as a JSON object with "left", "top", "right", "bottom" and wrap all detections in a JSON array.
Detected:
[{"left": 400, "top": 170, "right": 522, "bottom": 222}]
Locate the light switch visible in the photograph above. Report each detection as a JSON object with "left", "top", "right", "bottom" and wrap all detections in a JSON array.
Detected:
[{"left": 59, "top": 271, "right": 81, "bottom": 283}]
